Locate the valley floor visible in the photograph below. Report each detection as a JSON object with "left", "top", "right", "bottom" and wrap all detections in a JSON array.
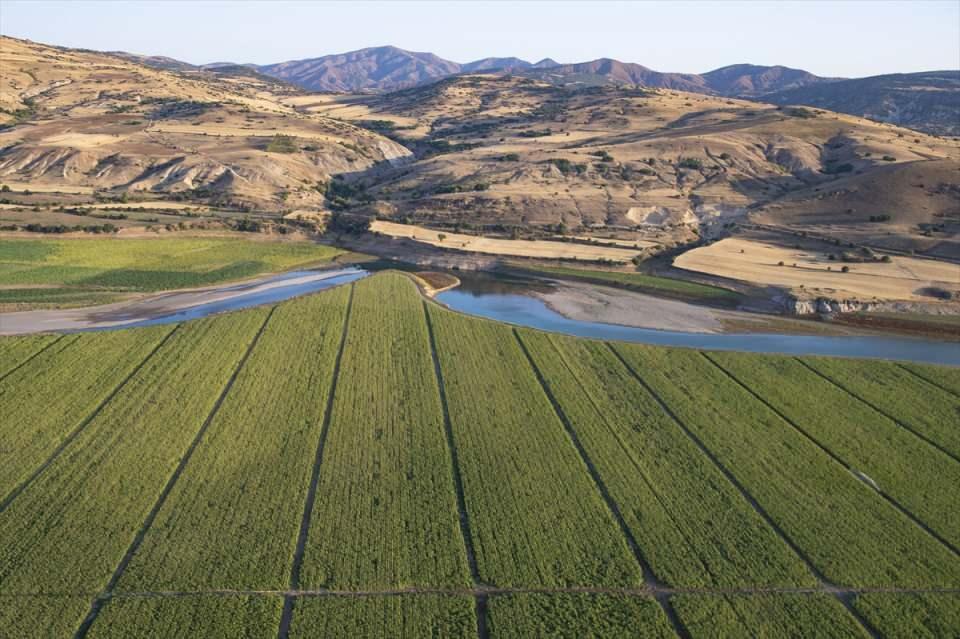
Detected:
[{"left": 1, "top": 272, "right": 958, "bottom": 637}]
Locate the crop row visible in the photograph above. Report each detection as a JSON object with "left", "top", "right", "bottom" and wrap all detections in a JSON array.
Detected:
[
  {"left": 854, "top": 593, "right": 960, "bottom": 638},
  {"left": 0, "top": 326, "right": 173, "bottom": 503},
  {"left": 115, "top": 287, "right": 351, "bottom": 592},
  {"left": 611, "top": 344, "right": 960, "bottom": 587},
  {"left": 708, "top": 352, "right": 960, "bottom": 550},
  {"left": 427, "top": 304, "right": 640, "bottom": 587},
  {"left": 301, "top": 274, "right": 470, "bottom": 589},
  {"left": 800, "top": 357, "right": 960, "bottom": 460},
  {"left": 516, "top": 330, "right": 813, "bottom": 588},
  {"left": 0, "top": 309, "right": 268, "bottom": 637}
]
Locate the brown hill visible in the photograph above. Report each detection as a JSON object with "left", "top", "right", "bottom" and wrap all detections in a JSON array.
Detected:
[
  {"left": 295, "top": 75, "right": 959, "bottom": 256},
  {"left": 258, "top": 46, "right": 461, "bottom": 93},
  {"left": 0, "top": 36, "right": 411, "bottom": 212}
]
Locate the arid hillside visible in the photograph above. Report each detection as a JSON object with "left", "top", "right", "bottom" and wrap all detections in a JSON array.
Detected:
[
  {"left": 294, "top": 75, "right": 959, "bottom": 254},
  {"left": 0, "top": 36, "right": 412, "bottom": 212}
]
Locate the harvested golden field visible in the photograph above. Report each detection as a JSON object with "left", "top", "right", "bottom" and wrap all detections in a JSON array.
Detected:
[
  {"left": 674, "top": 237, "right": 960, "bottom": 302},
  {"left": 371, "top": 220, "right": 644, "bottom": 262}
]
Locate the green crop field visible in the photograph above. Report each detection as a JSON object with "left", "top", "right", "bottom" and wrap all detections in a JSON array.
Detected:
[
  {"left": 0, "top": 271, "right": 957, "bottom": 638},
  {"left": 0, "top": 237, "right": 343, "bottom": 309},
  {"left": 510, "top": 263, "right": 742, "bottom": 303}
]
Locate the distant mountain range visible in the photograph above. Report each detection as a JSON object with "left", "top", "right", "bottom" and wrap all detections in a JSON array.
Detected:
[{"left": 116, "top": 45, "right": 958, "bottom": 135}]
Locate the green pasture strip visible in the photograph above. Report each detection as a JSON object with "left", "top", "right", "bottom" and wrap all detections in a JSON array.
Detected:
[
  {"left": 0, "top": 287, "right": 126, "bottom": 309},
  {"left": 288, "top": 594, "right": 475, "bottom": 639},
  {"left": 671, "top": 594, "right": 868, "bottom": 638},
  {"left": 116, "top": 289, "right": 350, "bottom": 592},
  {"left": 0, "top": 596, "right": 91, "bottom": 639},
  {"left": 427, "top": 304, "right": 640, "bottom": 588},
  {"left": 515, "top": 264, "right": 740, "bottom": 301},
  {"left": 0, "top": 333, "right": 57, "bottom": 378},
  {"left": 854, "top": 593, "right": 960, "bottom": 638},
  {"left": 900, "top": 362, "right": 960, "bottom": 397},
  {"left": 0, "top": 309, "right": 268, "bottom": 596},
  {"left": 87, "top": 595, "right": 282, "bottom": 639},
  {"left": 0, "top": 237, "right": 342, "bottom": 294},
  {"left": 800, "top": 357, "right": 960, "bottom": 460},
  {"left": 517, "top": 330, "right": 812, "bottom": 588},
  {"left": 710, "top": 352, "right": 960, "bottom": 550},
  {"left": 611, "top": 344, "right": 960, "bottom": 587},
  {"left": 301, "top": 274, "right": 469, "bottom": 589},
  {"left": 486, "top": 593, "right": 675, "bottom": 639},
  {"left": 0, "top": 326, "right": 172, "bottom": 502}
]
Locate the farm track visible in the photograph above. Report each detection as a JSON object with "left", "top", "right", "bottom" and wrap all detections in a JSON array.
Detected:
[
  {"left": 705, "top": 353, "right": 960, "bottom": 561},
  {"left": 514, "top": 330, "right": 690, "bottom": 639},
  {"left": 605, "top": 344, "right": 881, "bottom": 638},
  {"left": 277, "top": 284, "right": 354, "bottom": 639},
  {"left": 795, "top": 358, "right": 960, "bottom": 466},
  {"left": 0, "top": 326, "right": 178, "bottom": 512},
  {"left": 424, "top": 300, "right": 488, "bottom": 639},
  {"left": 74, "top": 309, "right": 276, "bottom": 639},
  {"left": 895, "top": 363, "right": 960, "bottom": 399},
  {"left": 4, "top": 584, "right": 959, "bottom": 600}
]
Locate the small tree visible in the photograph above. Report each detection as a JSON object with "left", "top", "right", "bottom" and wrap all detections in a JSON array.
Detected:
[
  {"left": 437, "top": 233, "right": 447, "bottom": 242},
  {"left": 841, "top": 265, "right": 850, "bottom": 273}
]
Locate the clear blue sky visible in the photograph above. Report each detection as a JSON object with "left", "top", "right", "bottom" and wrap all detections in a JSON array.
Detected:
[{"left": 2, "top": 1, "right": 958, "bottom": 77}]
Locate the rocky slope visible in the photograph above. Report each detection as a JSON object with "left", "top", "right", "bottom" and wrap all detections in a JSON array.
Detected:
[{"left": 0, "top": 36, "right": 411, "bottom": 211}]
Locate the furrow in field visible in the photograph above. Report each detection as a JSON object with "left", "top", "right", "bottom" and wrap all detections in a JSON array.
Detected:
[
  {"left": 277, "top": 284, "right": 355, "bottom": 639},
  {"left": 610, "top": 344, "right": 960, "bottom": 588},
  {"left": 115, "top": 288, "right": 350, "bottom": 593},
  {"left": 300, "top": 274, "right": 470, "bottom": 590},
  {"left": 798, "top": 357, "right": 960, "bottom": 461},
  {"left": 897, "top": 362, "right": 960, "bottom": 398},
  {"left": 0, "top": 309, "right": 269, "bottom": 638},
  {"left": 0, "top": 325, "right": 175, "bottom": 507},
  {"left": 707, "top": 352, "right": 960, "bottom": 553},
  {"left": 0, "top": 333, "right": 60, "bottom": 380},
  {"left": 425, "top": 296, "right": 487, "bottom": 638},
  {"left": 516, "top": 330, "right": 813, "bottom": 589},
  {"left": 427, "top": 304, "right": 640, "bottom": 588}
]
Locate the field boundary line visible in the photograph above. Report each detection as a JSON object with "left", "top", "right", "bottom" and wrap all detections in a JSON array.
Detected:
[
  {"left": 5, "top": 585, "right": 960, "bottom": 599},
  {"left": 794, "top": 358, "right": 960, "bottom": 466},
  {"left": 424, "top": 301, "right": 488, "bottom": 639},
  {"left": 544, "top": 334, "right": 722, "bottom": 585},
  {"left": 515, "top": 331, "right": 690, "bottom": 639},
  {"left": 894, "top": 363, "right": 960, "bottom": 400},
  {"left": 704, "top": 353, "right": 960, "bottom": 560},
  {"left": 73, "top": 308, "right": 276, "bottom": 639},
  {"left": 0, "top": 326, "right": 179, "bottom": 513},
  {"left": 276, "top": 284, "right": 354, "bottom": 639},
  {"left": 612, "top": 345, "right": 880, "bottom": 637},
  {"left": 605, "top": 346, "right": 834, "bottom": 581},
  {"left": 0, "top": 334, "right": 67, "bottom": 383}
]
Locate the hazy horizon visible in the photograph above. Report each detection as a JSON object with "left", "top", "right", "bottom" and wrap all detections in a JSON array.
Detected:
[{"left": 2, "top": 0, "right": 958, "bottom": 77}]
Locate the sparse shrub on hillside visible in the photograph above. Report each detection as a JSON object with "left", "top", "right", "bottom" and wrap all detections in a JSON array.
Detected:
[
  {"left": 678, "top": 157, "right": 703, "bottom": 170},
  {"left": 266, "top": 134, "right": 298, "bottom": 153},
  {"left": 544, "top": 158, "right": 587, "bottom": 176},
  {"left": 590, "top": 150, "right": 614, "bottom": 162},
  {"left": 869, "top": 214, "right": 892, "bottom": 222},
  {"left": 496, "top": 153, "right": 520, "bottom": 162},
  {"left": 882, "top": 155, "right": 896, "bottom": 162}
]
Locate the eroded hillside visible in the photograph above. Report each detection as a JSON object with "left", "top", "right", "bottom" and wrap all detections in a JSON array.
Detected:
[
  {"left": 0, "top": 36, "right": 411, "bottom": 211},
  {"left": 294, "top": 75, "right": 959, "bottom": 253}
]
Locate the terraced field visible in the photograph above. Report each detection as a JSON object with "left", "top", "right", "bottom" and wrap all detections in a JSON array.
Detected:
[{"left": 0, "top": 271, "right": 957, "bottom": 638}]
